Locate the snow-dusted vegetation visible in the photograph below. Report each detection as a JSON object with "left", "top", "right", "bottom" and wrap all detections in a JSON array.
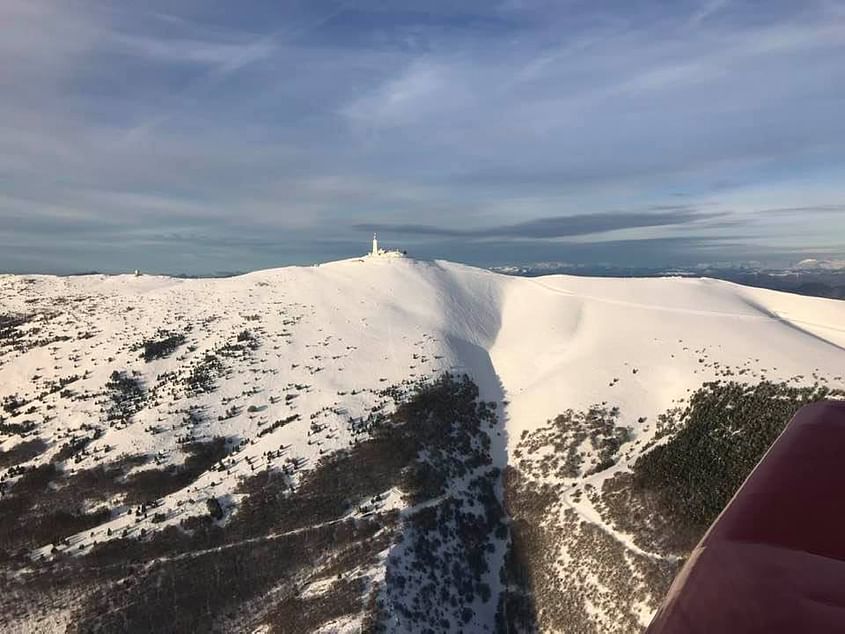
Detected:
[
  {"left": 1, "top": 256, "right": 844, "bottom": 632},
  {"left": 503, "top": 379, "right": 844, "bottom": 632}
]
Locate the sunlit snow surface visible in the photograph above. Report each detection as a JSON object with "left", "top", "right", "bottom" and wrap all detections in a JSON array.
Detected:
[{"left": 1, "top": 256, "right": 844, "bottom": 631}]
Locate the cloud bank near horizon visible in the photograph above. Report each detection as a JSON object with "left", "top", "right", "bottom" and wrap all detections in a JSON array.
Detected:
[
  {"left": 1, "top": 0, "right": 844, "bottom": 273},
  {"left": 354, "top": 208, "right": 724, "bottom": 239}
]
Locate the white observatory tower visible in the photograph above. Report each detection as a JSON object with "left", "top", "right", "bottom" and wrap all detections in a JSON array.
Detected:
[{"left": 365, "top": 232, "right": 403, "bottom": 258}]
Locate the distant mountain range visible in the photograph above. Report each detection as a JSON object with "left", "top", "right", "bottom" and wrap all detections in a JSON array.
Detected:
[{"left": 491, "top": 260, "right": 845, "bottom": 300}]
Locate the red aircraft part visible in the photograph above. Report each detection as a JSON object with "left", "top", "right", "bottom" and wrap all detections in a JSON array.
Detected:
[{"left": 647, "top": 399, "right": 845, "bottom": 634}]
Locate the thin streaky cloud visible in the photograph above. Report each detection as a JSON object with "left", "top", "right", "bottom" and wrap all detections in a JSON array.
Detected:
[
  {"left": 125, "top": 1, "right": 356, "bottom": 139},
  {"left": 355, "top": 210, "right": 724, "bottom": 239}
]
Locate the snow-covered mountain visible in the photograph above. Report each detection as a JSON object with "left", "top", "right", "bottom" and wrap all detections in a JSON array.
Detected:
[{"left": 2, "top": 256, "right": 844, "bottom": 632}]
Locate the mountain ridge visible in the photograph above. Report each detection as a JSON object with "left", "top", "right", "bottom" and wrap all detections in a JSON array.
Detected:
[{"left": 1, "top": 256, "right": 844, "bottom": 631}]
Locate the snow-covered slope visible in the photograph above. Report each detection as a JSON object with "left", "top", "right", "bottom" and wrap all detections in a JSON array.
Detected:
[
  {"left": 491, "top": 271, "right": 845, "bottom": 443},
  {"left": 1, "top": 256, "right": 844, "bottom": 632}
]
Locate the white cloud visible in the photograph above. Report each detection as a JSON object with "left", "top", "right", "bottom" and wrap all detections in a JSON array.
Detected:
[
  {"left": 689, "top": 0, "right": 731, "bottom": 26},
  {"left": 109, "top": 33, "right": 276, "bottom": 68},
  {"left": 342, "top": 60, "right": 474, "bottom": 130}
]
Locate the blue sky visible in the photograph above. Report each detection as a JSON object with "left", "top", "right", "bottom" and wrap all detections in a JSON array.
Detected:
[{"left": 1, "top": 0, "right": 844, "bottom": 274}]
